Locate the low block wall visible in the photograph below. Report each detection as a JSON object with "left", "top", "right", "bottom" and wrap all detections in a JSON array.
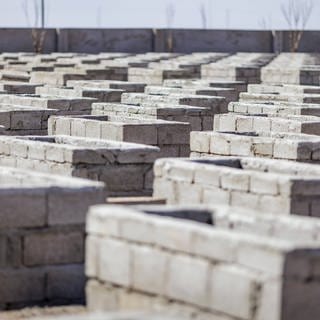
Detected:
[
  {"left": 153, "top": 157, "right": 320, "bottom": 216},
  {"left": 121, "top": 92, "right": 227, "bottom": 112},
  {"left": 92, "top": 102, "right": 215, "bottom": 131},
  {"left": 228, "top": 101, "right": 320, "bottom": 117},
  {"left": 190, "top": 131, "right": 320, "bottom": 162},
  {"left": 145, "top": 85, "right": 239, "bottom": 104},
  {"left": 163, "top": 79, "right": 248, "bottom": 94},
  {"left": 214, "top": 113, "right": 320, "bottom": 135},
  {"left": 0, "top": 135, "right": 159, "bottom": 197},
  {"left": 0, "top": 166, "right": 106, "bottom": 308},
  {"left": 0, "top": 106, "right": 55, "bottom": 135},
  {"left": 48, "top": 115, "right": 191, "bottom": 158},
  {"left": 0, "top": 94, "right": 95, "bottom": 113},
  {"left": 1, "top": 29, "right": 320, "bottom": 54},
  {"left": 85, "top": 205, "right": 320, "bottom": 320}
]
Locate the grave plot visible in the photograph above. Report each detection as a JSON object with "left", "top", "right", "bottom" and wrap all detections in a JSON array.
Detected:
[
  {"left": 73, "top": 53, "right": 131, "bottom": 64},
  {"left": 247, "top": 83, "right": 320, "bottom": 95},
  {"left": 120, "top": 92, "right": 227, "bottom": 112},
  {"left": 66, "top": 80, "right": 146, "bottom": 93},
  {"left": 246, "top": 83, "right": 288, "bottom": 94},
  {"left": 201, "top": 53, "right": 275, "bottom": 83},
  {"left": 214, "top": 113, "right": 320, "bottom": 135},
  {"left": 29, "top": 66, "right": 122, "bottom": 86},
  {"left": 0, "top": 105, "right": 56, "bottom": 135},
  {"left": 209, "top": 204, "right": 320, "bottom": 242},
  {"left": 24, "top": 312, "right": 182, "bottom": 320},
  {"left": 0, "top": 53, "right": 21, "bottom": 61},
  {"left": 190, "top": 131, "right": 320, "bottom": 162},
  {"left": 56, "top": 57, "right": 96, "bottom": 66},
  {"left": 163, "top": 78, "right": 248, "bottom": 94},
  {"left": 72, "top": 65, "right": 122, "bottom": 81},
  {"left": 0, "top": 135, "right": 159, "bottom": 197},
  {"left": 0, "top": 69, "right": 30, "bottom": 82},
  {"left": 0, "top": 166, "right": 106, "bottom": 308},
  {"left": 92, "top": 102, "right": 214, "bottom": 131},
  {"left": 100, "top": 53, "right": 181, "bottom": 81},
  {"left": 131, "top": 203, "right": 320, "bottom": 242},
  {"left": 97, "top": 53, "right": 133, "bottom": 60},
  {"left": 153, "top": 156, "right": 320, "bottom": 216},
  {"left": 239, "top": 92, "right": 320, "bottom": 104},
  {"left": 29, "top": 64, "right": 128, "bottom": 86},
  {"left": 0, "top": 94, "right": 95, "bottom": 114},
  {"left": 86, "top": 204, "right": 320, "bottom": 320},
  {"left": 0, "top": 81, "right": 43, "bottom": 94},
  {"left": 96, "top": 61, "right": 134, "bottom": 82},
  {"left": 36, "top": 86, "right": 123, "bottom": 103},
  {"left": 3, "top": 61, "right": 55, "bottom": 73},
  {"left": 261, "top": 53, "right": 320, "bottom": 85},
  {"left": 29, "top": 70, "right": 90, "bottom": 86},
  {"left": 102, "top": 53, "right": 180, "bottom": 69},
  {"left": 228, "top": 101, "right": 320, "bottom": 117},
  {"left": 52, "top": 62, "right": 77, "bottom": 70},
  {"left": 97, "top": 202, "right": 320, "bottom": 246},
  {"left": 144, "top": 85, "right": 238, "bottom": 104},
  {"left": 26, "top": 57, "right": 140, "bottom": 85},
  {"left": 146, "top": 53, "right": 225, "bottom": 79},
  {"left": 128, "top": 67, "right": 197, "bottom": 85},
  {"left": 48, "top": 115, "right": 191, "bottom": 157}
]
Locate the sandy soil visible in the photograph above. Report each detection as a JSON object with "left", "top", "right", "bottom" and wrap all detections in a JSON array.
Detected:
[{"left": 0, "top": 305, "right": 86, "bottom": 320}]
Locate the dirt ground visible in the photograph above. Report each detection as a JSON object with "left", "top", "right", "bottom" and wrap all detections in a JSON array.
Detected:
[{"left": 0, "top": 305, "right": 87, "bottom": 320}]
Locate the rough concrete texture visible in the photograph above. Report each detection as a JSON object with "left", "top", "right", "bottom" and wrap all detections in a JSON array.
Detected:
[
  {"left": 214, "top": 113, "right": 320, "bottom": 135},
  {"left": 0, "top": 29, "right": 57, "bottom": 53},
  {"left": 27, "top": 311, "right": 183, "bottom": 320},
  {"left": 4, "top": 29, "right": 320, "bottom": 54},
  {"left": 91, "top": 102, "right": 215, "bottom": 131},
  {"left": 48, "top": 115, "right": 191, "bottom": 158},
  {"left": 153, "top": 156, "right": 320, "bottom": 216},
  {"left": 201, "top": 53, "right": 275, "bottom": 83},
  {"left": 1, "top": 51, "right": 320, "bottom": 320},
  {"left": 0, "top": 306, "right": 86, "bottom": 320},
  {"left": 86, "top": 205, "right": 320, "bottom": 320},
  {"left": 261, "top": 53, "right": 320, "bottom": 85},
  {"left": 190, "top": 131, "right": 320, "bottom": 162},
  {"left": 0, "top": 135, "right": 159, "bottom": 196},
  {"left": 0, "top": 166, "right": 106, "bottom": 308}
]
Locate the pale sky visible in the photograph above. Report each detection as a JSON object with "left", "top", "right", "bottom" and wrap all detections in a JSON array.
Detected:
[{"left": 0, "top": 0, "right": 319, "bottom": 30}]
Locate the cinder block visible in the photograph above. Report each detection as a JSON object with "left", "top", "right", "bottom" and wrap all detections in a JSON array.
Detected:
[
  {"left": 0, "top": 268, "right": 45, "bottom": 303},
  {"left": 46, "top": 264, "right": 85, "bottom": 301},
  {"left": 166, "top": 254, "right": 210, "bottom": 308},
  {"left": 24, "top": 230, "right": 84, "bottom": 266},
  {"left": 99, "top": 238, "right": 132, "bottom": 287},
  {"left": 209, "top": 265, "right": 260, "bottom": 319},
  {"left": 132, "top": 245, "right": 168, "bottom": 295}
]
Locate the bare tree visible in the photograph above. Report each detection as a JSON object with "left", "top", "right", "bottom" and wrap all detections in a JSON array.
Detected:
[
  {"left": 258, "top": 15, "right": 272, "bottom": 30},
  {"left": 21, "top": 0, "right": 46, "bottom": 53},
  {"left": 258, "top": 17, "right": 268, "bottom": 30},
  {"left": 281, "top": 0, "right": 313, "bottom": 52},
  {"left": 165, "top": 3, "right": 175, "bottom": 53},
  {"left": 225, "top": 9, "right": 230, "bottom": 29},
  {"left": 199, "top": 3, "right": 208, "bottom": 29},
  {"left": 96, "top": 5, "right": 102, "bottom": 28},
  {"left": 207, "top": 0, "right": 213, "bottom": 29},
  {"left": 165, "top": 3, "right": 175, "bottom": 28}
]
